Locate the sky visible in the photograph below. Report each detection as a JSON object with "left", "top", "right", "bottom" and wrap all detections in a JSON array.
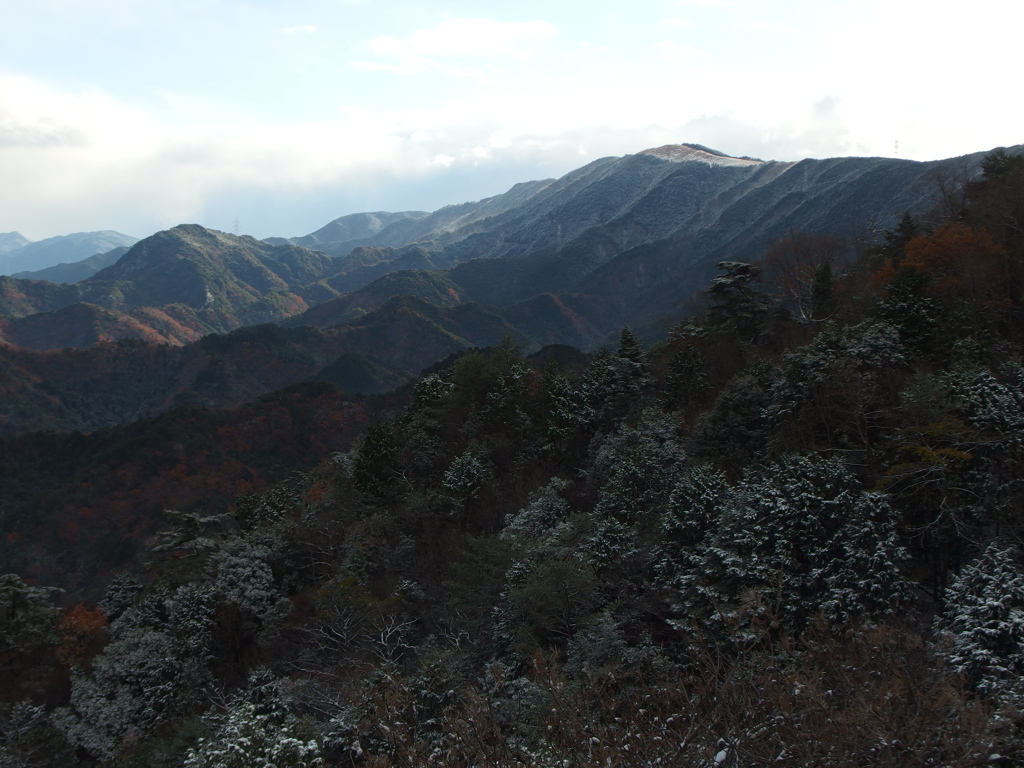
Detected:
[{"left": 1, "top": 0, "right": 1022, "bottom": 242}]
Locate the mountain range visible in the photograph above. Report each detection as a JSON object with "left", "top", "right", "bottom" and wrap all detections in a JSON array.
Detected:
[
  {"left": 0, "top": 230, "right": 138, "bottom": 276},
  {"left": 0, "top": 142, "right": 1009, "bottom": 434},
  {"left": 7, "top": 139, "right": 1024, "bottom": 768},
  {"left": 0, "top": 231, "right": 31, "bottom": 255},
  {"left": 12, "top": 247, "right": 130, "bottom": 284}
]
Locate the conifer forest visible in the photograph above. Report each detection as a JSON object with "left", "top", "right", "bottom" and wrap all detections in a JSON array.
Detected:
[{"left": 6, "top": 149, "right": 1024, "bottom": 766}]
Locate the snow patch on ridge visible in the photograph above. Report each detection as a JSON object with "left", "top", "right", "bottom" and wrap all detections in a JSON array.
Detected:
[{"left": 639, "top": 143, "right": 763, "bottom": 167}]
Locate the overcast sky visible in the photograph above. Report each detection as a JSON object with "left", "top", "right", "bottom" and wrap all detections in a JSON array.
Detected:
[{"left": 2, "top": 0, "right": 1021, "bottom": 241}]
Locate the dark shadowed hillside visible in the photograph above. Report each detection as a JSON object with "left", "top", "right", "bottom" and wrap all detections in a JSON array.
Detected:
[{"left": 6, "top": 146, "right": 1024, "bottom": 767}]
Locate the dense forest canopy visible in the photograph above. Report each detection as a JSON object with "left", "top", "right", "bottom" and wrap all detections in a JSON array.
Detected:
[{"left": 4, "top": 149, "right": 1024, "bottom": 765}]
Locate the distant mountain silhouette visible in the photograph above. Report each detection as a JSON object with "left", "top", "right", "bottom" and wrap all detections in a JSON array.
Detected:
[
  {"left": 265, "top": 179, "right": 553, "bottom": 257},
  {"left": 265, "top": 211, "right": 427, "bottom": 255},
  {"left": 12, "top": 246, "right": 129, "bottom": 284},
  {"left": 0, "top": 142, "right": 1017, "bottom": 432},
  {"left": 0, "top": 230, "right": 137, "bottom": 275},
  {"left": 0, "top": 231, "right": 30, "bottom": 255}
]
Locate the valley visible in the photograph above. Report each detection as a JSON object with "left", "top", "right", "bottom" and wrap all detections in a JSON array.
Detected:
[{"left": 3, "top": 142, "right": 1024, "bottom": 767}]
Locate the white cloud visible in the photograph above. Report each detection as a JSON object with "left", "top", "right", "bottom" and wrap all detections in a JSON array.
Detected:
[
  {"left": 369, "top": 18, "right": 557, "bottom": 60},
  {"left": 3, "top": 0, "right": 1020, "bottom": 239},
  {"left": 351, "top": 61, "right": 430, "bottom": 76},
  {"left": 746, "top": 20, "right": 796, "bottom": 35},
  {"left": 0, "top": 76, "right": 149, "bottom": 150},
  {"left": 658, "top": 41, "right": 704, "bottom": 62},
  {"left": 355, "top": 18, "right": 559, "bottom": 78}
]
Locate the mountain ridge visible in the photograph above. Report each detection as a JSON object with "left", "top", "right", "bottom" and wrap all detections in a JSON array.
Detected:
[
  {"left": 0, "top": 230, "right": 138, "bottom": 275},
  {"left": 0, "top": 142, "right": 1018, "bottom": 431}
]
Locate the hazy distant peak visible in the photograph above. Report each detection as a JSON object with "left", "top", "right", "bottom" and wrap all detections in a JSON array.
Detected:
[
  {"left": 0, "top": 232, "right": 32, "bottom": 254},
  {"left": 0, "top": 230, "right": 138, "bottom": 276},
  {"left": 639, "top": 143, "right": 764, "bottom": 166}
]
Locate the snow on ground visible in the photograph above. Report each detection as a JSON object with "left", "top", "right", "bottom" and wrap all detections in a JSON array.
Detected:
[{"left": 639, "top": 143, "right": 764, "bottom": 166}]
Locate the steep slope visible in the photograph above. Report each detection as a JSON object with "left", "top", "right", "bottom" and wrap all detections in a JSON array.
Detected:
[
  {"left": 406, "top": 145, "right": 998, "bottom": 338},
  {"left": 365, "top": 178, "right": 556, "bottom": 249},
  {"left": 266, "top": 143, "right": 1008, "bottom": 356},
  {"left": 303, "top": 295, "right": 525, "bottom": 376},
  {"left": 427, "top": 149, "right": 960, "bottom": 274},
  {"left": 502, "top": 292, "right": 608, "bottom": 349},
  {"left": 309, "top": 352, "right": 410, "bottom": 394},
  {"left": 299, "top": 244, "right": 447, "bottom": 299},
  {"left": 83, "top": 225, "right": 336, "bottom": 313},
  {"left": 557, "top": 153, "right": 977, "bottom": 333}
]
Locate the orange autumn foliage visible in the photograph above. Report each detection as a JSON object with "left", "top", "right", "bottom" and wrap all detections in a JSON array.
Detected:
[
  {"left": 872, "top": 222, "right": 1012, "bottom": 311},
  {"left": 56, "top": 603, "right": 108, "bottom": 666},
  {"left": 903, "top": 222, "right": 1009, "bottom": 304}
]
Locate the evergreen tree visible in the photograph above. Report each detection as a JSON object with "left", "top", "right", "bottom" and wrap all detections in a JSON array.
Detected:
[
  {"left": 677, "top": 455, "right": 908, "bottom": 636},
  {"left": 881, "top": 212, "right": 920, "bottom": 265},
  {"left": 690, "top": 359, "right": 778, "bottom": 465},
  {"left": 809, "top": 258, "right": 834, "bottom": 320},
  {"left": 662, "top": 344, "right": 710, "bottom": 410},
  {"left": 934, "top": 543, "right": 1024, "bottom": 703},
  {"left": 184, "top": 670, "right": 322, "bottom": 768},
  {"left": 54, "top": 585, "right": 216, "bottom": 759},
  {"left": 876, "top": 266, "right": 938, "bottom": 357},
  {"left": 704, "top": 261, "right": 774, "bottom": 341},
  {"left": 591, "top": 409, "right": 687, "bottom": 525}
]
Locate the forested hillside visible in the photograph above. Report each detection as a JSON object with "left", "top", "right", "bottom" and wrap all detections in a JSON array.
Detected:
[{"left": 4, "top": 149, "right": 1024, "bottom": 766}]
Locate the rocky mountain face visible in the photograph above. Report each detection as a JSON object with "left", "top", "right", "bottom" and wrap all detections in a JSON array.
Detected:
[{"left": 0, "top": 230, "right": 138, "bottom": 275}]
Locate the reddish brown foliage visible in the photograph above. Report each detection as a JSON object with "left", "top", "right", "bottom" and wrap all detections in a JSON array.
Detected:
[{"left": 56, "top": 604, "right": 108, "bottom": 666}]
